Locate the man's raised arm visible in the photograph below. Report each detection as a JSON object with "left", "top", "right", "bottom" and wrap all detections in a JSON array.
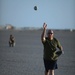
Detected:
[{"left": 41, "top": 23, "right": 47, "bottom": 42}]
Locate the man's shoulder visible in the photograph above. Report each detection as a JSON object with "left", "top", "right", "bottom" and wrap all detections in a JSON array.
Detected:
[
  {"left": 53, "top": 37, "right": 59, "bottom": 42},
  {"left": 42, "top": 37, "right": 48, "bottom": 44}
]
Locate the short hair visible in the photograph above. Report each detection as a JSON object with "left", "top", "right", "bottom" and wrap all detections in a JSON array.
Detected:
[{"left": 47, "top": 30, "right": 54, "bottom": 34}]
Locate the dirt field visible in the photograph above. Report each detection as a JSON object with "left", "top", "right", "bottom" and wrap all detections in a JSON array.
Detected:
[{"left": 0, "top": 29, "right": 75, "bottom": 75}]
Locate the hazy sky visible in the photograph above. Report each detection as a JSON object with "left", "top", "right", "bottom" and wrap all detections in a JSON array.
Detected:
[{"left": 0, "top": 0, "right": 75, "bottom": 29}]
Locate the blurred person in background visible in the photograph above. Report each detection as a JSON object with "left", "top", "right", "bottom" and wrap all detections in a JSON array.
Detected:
[{"left": 9, "top": 34, "right": 15, "bottom": 47}]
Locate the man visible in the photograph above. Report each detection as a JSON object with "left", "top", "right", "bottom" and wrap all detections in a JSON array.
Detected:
[
  {"left": 41, "top": 23, "right": 64, "bottom": 75},
  {"left": 9, "top": 34, "right": 15, "bottom": 47}
]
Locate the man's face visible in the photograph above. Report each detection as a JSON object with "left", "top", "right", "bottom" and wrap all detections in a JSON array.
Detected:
[
  {"left": 48, "top": 32, "right": 54, "bottom": 38},
  {"left": 47, "top": 30, "right": 54, "bottom": 39}
]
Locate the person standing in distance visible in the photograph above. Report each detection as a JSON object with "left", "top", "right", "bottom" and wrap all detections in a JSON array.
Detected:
[
  {"left": 41, "top": 23, "right": 64, "bottom": 75},
  {"left": 9, "top": 34, "right": 15, "bottom": 47}
]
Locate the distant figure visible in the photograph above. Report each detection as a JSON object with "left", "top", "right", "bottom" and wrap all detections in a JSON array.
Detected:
[
  {"left": 41, "top": 23, "right": 64, "bottom": 75},
  {"left": 9, "top": 34, "right": 15, "bottom": 47}
]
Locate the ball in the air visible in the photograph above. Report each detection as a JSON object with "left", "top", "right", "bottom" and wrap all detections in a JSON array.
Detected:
[{"left": 34, "top": 6, "right": 37, "bottom": 10}]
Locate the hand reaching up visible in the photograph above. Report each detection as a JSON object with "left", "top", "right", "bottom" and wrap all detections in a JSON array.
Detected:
[{"left": 43, "top": 23, "right": 47, "bottom": 29}]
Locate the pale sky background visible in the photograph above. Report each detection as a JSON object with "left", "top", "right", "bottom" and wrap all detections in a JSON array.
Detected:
[{"left": 0, "top": 0, "right": 75, "bottom": 29}]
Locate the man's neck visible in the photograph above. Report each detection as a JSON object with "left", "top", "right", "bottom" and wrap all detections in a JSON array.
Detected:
[{"left": 48, "top": 37, "right": 53, "bottom": 40}]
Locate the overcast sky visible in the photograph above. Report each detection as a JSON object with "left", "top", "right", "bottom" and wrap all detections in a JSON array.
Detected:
[{"left": 0, "top": 0, "right": 75, "bottom": 29}]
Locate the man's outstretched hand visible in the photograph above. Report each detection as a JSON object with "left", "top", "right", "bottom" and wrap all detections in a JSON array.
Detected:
[{"left": 43, "top": 23, "right": 47, "bottom": 29}]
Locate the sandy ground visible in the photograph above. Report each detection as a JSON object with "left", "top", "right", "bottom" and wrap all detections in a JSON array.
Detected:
[{"left": 0, "top": 29, "right": 75, "bottom": 75}]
